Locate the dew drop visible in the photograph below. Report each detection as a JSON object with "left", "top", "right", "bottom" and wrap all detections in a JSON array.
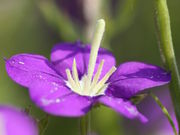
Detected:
[
  {"left": 162, "top": 72, "right": 168, "bottom": 75},
  {"left": 87, "top": 100, "right": 91, "bottom": 104},
  {"left": 18, "top": 61, "right": 25, "bottom": 65},
  {"left": 39, "top": 75, "right": 43, "bottom": 79},
  {"left": 50, "top": 89, "right": 55, "bottom": 93},
  {"left": 108, "top": 97, "right": 112, "bottom": 101},
  {"left": 125, "top": 106, "right": 137, "bottom": 115},
  {"left": 10, "top": 59, "right": 15, "bottom": 65},
  {"left": 41, "top": 98, "right": 53, "bottom": 106},
  {"left": 55, "top": 98, "right": 61, "bottom": 103},
  {"left": 117, "top": 100, "right": 121, "bottom": 104},
  {"left": 52, "top": 82, "right": 57, "bottom": 86},
  {"left": 51, "top": 82, "right": 59, "bottom": 91},
  {"left": 62, "top": 98, "right": 66, "bottom": 102}
]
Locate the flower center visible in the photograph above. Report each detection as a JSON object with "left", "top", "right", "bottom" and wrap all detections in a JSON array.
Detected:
[{"left": 65, "top": 19, "right": 116, "bottom": 97}]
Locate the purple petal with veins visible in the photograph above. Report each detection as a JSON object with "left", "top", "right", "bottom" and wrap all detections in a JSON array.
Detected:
[
  {"left": 98, "top": 96, "right": 148, "bottom": 122},
  {"left": 29, "top": 75, "right": 93, "bottom": 117},
  {"left": 5, "top": 54, "right": 59, "bottom": 87},
  {"left": 107, "top": 62, "right": 171, "bottom": 98},
  {"left": 51, "top": 42, "right": 85, "bottom": 79}
]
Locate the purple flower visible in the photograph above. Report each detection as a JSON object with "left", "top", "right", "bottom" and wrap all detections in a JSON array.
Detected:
[
  {"left": 5, "top": 19, "right": 170, "bottom": 122},
  {"left": 124, "top": 89, "right": 178, "bottom": 135},
  {"left": 0, "top": 105, "right": 38, "bottom": 135}
]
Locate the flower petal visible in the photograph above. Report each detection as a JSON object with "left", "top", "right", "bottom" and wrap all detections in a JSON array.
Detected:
[
  {"left": 98, "top": 96, "right": 147, "bottom": 122},
  {"left": 84, "top": 45, "right": 116, "bottom": 79},
  {"left": 29, "top": 78, "right": 93, "bottom": 117},
  {"left": 5, "top": 54, "right": 59, "bottom": 87},
  {"left": 0, "top": 105, "right": 38, "bottom": 135},
  {"left": 50, "top": 42, "right": 85, "bottom": 79},
  {"left": 108, "top": 62, "right": 171, "bottom": 98}
]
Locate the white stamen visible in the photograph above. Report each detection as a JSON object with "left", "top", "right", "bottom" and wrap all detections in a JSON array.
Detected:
[
  {"left": 66, "top": 69, "right": 78, "bottom": 92},
  {"left": 91, "top": 84, "right": 108, "bottom": 96},
  {"left": 72, "top": 59, "right": 81, "bottom": 89},
  {"left": 90, "top": 59, "right": 104, "bottom": 90},
  {"left": 93, "top": 66, "right": 116, "bottom": 93},
  {"left": 65, "top": 19, "right": 117, "bottom": 97},
  {"left": 87, "top": 19, "right": 105, "bottom": 81},
  {"left": 83, "top": 75, "right": 91, "bottom": 94}
]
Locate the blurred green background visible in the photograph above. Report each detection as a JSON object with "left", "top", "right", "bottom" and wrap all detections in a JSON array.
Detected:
[{"left": 0, "top": 0, "right": 180, "bottom": 135}]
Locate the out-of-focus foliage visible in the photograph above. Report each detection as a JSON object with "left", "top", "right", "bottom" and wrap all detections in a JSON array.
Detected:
[{"left": 0, "top": 0, "right": 180, "bottom": 135}]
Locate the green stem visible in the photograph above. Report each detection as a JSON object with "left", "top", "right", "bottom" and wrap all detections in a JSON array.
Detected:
[
  {"left": 151, "top": 93, "right": 178, "bottom": 135},
  {"left": 154, "top": 0, "right": 180, "bottom": 131},
  {"left": 80, "top": 113, "right": 91, "bottom": 135}
]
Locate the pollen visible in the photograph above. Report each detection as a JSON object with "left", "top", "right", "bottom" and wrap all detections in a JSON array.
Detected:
[{"left": 65, "top": 19, "right": 116, "bottom": 97}]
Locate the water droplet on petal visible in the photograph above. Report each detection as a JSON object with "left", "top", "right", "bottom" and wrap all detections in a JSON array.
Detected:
[
  {"left": 50, "top": 89, "right": 54, "bottom": 93},
  {"left": 9, "top": 59, "right": 15, "bottom": 65},
  {"left": 51, "top": 82, "right": 59, "bottom": 90},
  {"left": 125, "top": 105, "right": 138, "bottom": 115},
  {"left": 162, "top": 72, "right": 168, "bottom": 75},
  {"left": 87, "top": 100, "right": 91, "bottom": 104},
  {"left": 117, "top": 100, "right": 121, "bottom": 104},
  {"left": 41, "top": 98, "right": 54, "bottom": 106},
  {"left": 108, "top": 97, "right": 112, "bottom": 101},
  {"left": 52, "top": 82, "right": 57, "bottom": 86},
  {"left": 55, "top": 98, "right": 61, "bottom": 103},
  {"left": 39, "top": 75, "right": 43, "bottom": 79},
  {"left": 18, "top": 61, "right": 25, "bottom": 65}
]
